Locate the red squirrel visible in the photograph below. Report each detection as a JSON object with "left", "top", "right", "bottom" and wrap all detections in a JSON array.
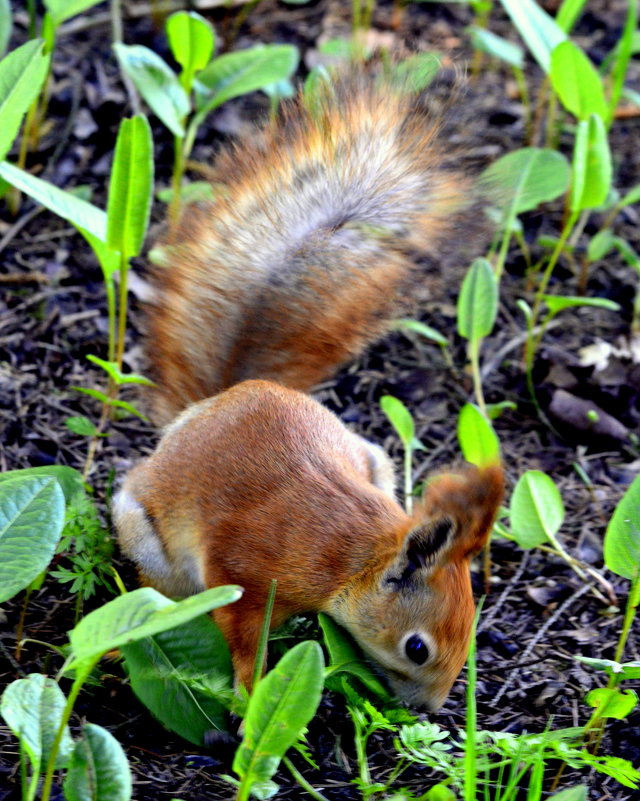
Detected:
[{"left": 113, "top": 66, "right": 503, "bottom": 711}]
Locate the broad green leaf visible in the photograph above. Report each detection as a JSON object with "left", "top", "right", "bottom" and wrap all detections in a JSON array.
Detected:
[
  {"left": 556, "top": 0, "right": 588, "bottom": 32},
  {"left": 510, "top": 470, "right": 564, "bottom": 548},
  {"left": 604, "top": 474, "right": 640, "bottom": 579},
  {"left": 233, "top": 641, "right": 324, "bottom": 792},
  {"left": 380, "top": 395, "right": 414, "bottom": 448},
  {"left": 585, "top": 687, "right": 638, "bottom": 719},
  {"left": 87, "top": 355, "right": 154, "bottom": 386},
  {"left": 548, "top": 787, "right": 587, "bottom": 801},
  {"left": 457, "top": 258, "right": 497, "bottom": 341},
  {"left": 121, "top": 616, "right": 233, "bottom": 744},
  {"left": 64, "top": 723, "right": 131, "bottom": 801},
  {"left": 392, "top": 318, "right": 448, "bottom": 347},
  {"left": 0, "top": 475, "right": 65, "bottom": 603},
  {"left": 0, "top": 40, "right": 50, "bottom": 161},
  {"left": 106, "top": 115, "right": 154, "bottom": 260},
  {"left": 498, "top": 0, "right": 566, "bottom": 72},
  {"left": 195, "top": 44, "right": 299, "bottom": 116},
  {"left": 166, "top": 11, "right": 215, "bottom": 93},
  {"left": 0, "top": 0, "right": 12, "bottom": 58},
  {"left": 457, "top": 403, "right": 501, "bottom": 467},
  {"left": 68, "top": 585, "right": 242, "bottom": 668},
  {"left": 468, "top": 27, "right": 524, "bottom": 69},
  {"left": 0, "top": 465, "right": 84, "bottom": 503},
  {"left": 0, "top": 161, "right": 106, "bottom": 239},
  {"left": 319, "top": 613, "right": 392, "bottom": 701},
  {"left": 480, "top": 148, "right": 571, "bottom": 219},
  {"left": 570, "top": 114, "right": 612, "bottom": 212},
  {"left": 113, "top": 43, "right": 188, "bottom": 137},
  {"left": 550, "top": 41, "right": 607, "bottom": 120},
  {"left": 156, "top": 180, "right": 220, "bottom": 205},
  {"left": 72, "top": 385, "right": 149, "bottom": 420},
  {"left": 542, "top": 295, "right": 620, "bottom": 318},
  {"left": 65, "top": 416, "right": 99, "bottom": 437},
  {"left": 1, "top": 674, "right": 73, "bottom": 774},
  {"left": 43, "top": 0, "right": 104, "bottom": 26}
]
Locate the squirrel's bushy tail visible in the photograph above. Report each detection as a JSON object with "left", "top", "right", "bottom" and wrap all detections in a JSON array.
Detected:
[{"left": 149, "top": 67, "right": 474, "bottom": 423}]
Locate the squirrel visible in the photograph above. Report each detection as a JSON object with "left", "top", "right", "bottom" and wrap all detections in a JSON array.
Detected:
[{"left": 113, "top": 65, "right": 504, "bottom": 711}]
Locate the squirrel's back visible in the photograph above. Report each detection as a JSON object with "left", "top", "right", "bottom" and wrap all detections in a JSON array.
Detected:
[{"left": 150, "top": 67, "right": 473, "bottom": 423}]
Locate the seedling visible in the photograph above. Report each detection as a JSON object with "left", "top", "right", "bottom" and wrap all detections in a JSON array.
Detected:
[
  {"left": 457, "top": 258, "right": 498, "bottom": 415},
  {"left": 114, "top": 11, "right": 299, "bottom": 225},
  {"left": 380, "top": 395, "right": 425, "bottom": 515}
]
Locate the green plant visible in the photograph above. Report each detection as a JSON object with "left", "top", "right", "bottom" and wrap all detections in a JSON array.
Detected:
[
  {"left": 578, "top": 474, "right": 640, "bottom": 749},
  {"left": 380, "top": 395, "right": 425, "bottom": 514},
  {"left": 1, "top": 585, "right": 242, "bottom": 801},
  {"left": 49, "top": 490, "right": 117, "bottom": 619},
  {"left": 457, "top": 258, "right": 498, "bottom": 415},
  {"left": 0, "top": 114, "right": 154, "bottom": 471},
  {"left": 497, "top": 469, "right": 613, "bottom": 603},
  {"left": 114, "top": 10, "right": 299, "bottom": 225}
]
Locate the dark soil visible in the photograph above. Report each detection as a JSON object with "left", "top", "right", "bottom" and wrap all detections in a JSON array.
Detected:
[{"left": 1, "top": 1, "right": 640, "bottom": 800}]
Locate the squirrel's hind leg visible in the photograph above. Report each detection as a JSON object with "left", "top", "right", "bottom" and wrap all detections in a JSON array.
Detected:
[{"left": 113, "top": 488, "right": 205, "bottom": 598}]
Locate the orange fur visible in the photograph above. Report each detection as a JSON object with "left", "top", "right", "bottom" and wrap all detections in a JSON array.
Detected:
[{"left": 114, "top": 382, "right": 503, "bottom": 709}]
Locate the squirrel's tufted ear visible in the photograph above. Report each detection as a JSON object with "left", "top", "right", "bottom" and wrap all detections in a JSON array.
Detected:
[{"left": 384, "top": 516, "right": 456, "bottom": 588}]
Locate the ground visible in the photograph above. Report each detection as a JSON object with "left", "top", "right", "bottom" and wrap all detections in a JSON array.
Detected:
[{"left": 1, "top": 1, "right": 639, "bottom": 799}]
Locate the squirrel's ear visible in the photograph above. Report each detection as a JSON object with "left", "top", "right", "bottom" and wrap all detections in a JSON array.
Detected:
[{"left": 384, "top": 516, "right": 456, "bottom": 587}]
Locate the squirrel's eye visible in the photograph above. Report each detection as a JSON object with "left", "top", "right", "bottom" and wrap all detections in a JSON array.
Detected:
[{"left": 405, "top": 634, "right": 429, "bottom": 665}]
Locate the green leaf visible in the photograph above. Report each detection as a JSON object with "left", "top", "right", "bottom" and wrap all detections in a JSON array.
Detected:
[
  {"left": 457, "top": 257, "right": 497, "bottom": 341},
  {"left": 0, "top": 40, "right": 50, "bottom": 161},
  {"left": 498, "top": 0, "right": 566, "bottom": 73},
  {"left": 156, "top": 180, "right": 220, "bottom": 205},
  {"left": 392, "top": 318, "right": 448, "bottom": 347},
  {"left": 550, "top": 41, "right": 607, "bottom": 120},
  {"left": 43, "top": 0, "right": 104, "bottom": 26},
  {"left": 510, "top": 470, "right": 564, "bottom": 549},
  {"left": 389, "top": 52, "right": 441, "bottom": 92},
  {"left": 78, "top": 227, "right": 120, "bottom": 280},
  {"left": 547, "top": 787, "right": 587, "bottom": 801},
  {"left": 480, "top": 148, "right": 571, "bottom": 220},
  {"left": 113, "top": 43, "right": 189, "bottom": 137},
  {"left": 319, "top": 613, "right": 392, "bottom": 702},
  {"left": 195, "top": 44, "right": 299, "bottom": 116},
  {"left": 607, "top": 0, "right": 637, "bottom": 127},
  {"left": 166, "top": 11, "right": 215, "bottom": 94},
  {"left": 0, "top": 0, "right": 13, "bottom": 58},
  {"left": 618, "top": 183, "right": 640, "bottom": 210},
  {"left": 585, "top": 687, "right": 638, "bottom": 719},
  {"left": 556, "top": 0, "right": 588, "bottom": 32},
  {"left": 0, "top": 160, "right": 106, "bottom": 240},
  {"left": 542, "top": 295, "right": 620, "bottom": 318},
  {"left": 121, "top": 616, "right": 233, "bottom": 744},
  {"left": 424, "top": 785, "right": 457, "bottom": 801},
  {"left": 233, "top": 641, "right": 324, "bottom": 794},
  {"left": 380, "top": 395, "right": 414, "bottom": 448},
  {"left": 106, "top": 115, "right": 153, "bottom": 260},
  {"left": 0, "top": 674, "right": 74, "bottom": 775},
  {"left": 468, "top": 26, "right": 524, "bottom": 69},
  {"left": 68, "top": 585, "right": 243, "bottom": 668},
  {"left": 86, "top": 355, "right": 154, "bottom": 386},
  {"left": 603, "top": 474, "right": 640, "bottom": 579},
  {"left": 588, "top": 229, "right": 616, "bottom": 261},
  {"left": 0, "top": 475, "right": 65, "bottom": 603},
  {"left": 574, "top": 656, "right": 640, "bottom": 679},
  {"left": 65, "top": 416, "right": 99, "bottom": 437},
  {"left": 0, "top": 465, "right": 84, "bottom": 504},
  {"left": 64, "top": 723, "right": 132, "bottom": 801},
  {"left": 457, "top": 403, "right": 501, "bottom": 467},
  {"left": 570, "top": 114, "right": 612, "bottom": 212}
]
